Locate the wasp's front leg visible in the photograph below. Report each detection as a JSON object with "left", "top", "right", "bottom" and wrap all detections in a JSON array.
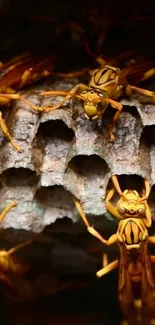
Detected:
[
  {"left": 73, "top": 196, "right": 107, "bottom": 244},
  {"left": 40, "top": 83, "right": 88, "bottom": 112},
  {"left": 108, "top": 101, "right": 123, "bottom": 142}
]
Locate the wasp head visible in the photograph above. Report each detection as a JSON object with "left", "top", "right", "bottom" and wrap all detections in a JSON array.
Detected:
[
  {"left": 117, "top": 190, "right": 146, "bottom": 218},
  {"left": 81, "top": 88, "right": 108, "bottom": 120}
]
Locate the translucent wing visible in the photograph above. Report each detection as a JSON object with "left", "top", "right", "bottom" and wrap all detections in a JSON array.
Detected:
[{"left": 0, "top": 52, "right": 56, "bottom": 92}]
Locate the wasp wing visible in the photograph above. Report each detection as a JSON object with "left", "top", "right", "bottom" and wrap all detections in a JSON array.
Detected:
[
  {"left": 120, "top": 58, "right": 155, "bottom": 85},
  {"left": 140, "top": 241, "right": 155, "bottom": 323},
  {"left": 0, "top": 52, "right": 56, "bottom": 92},
  {"left": 118, "top": 244, "right": 138, "bottom": 325}
]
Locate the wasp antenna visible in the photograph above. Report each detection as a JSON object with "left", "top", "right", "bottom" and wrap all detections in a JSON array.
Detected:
[{"left": 40, "top": 90, "right": 86, "bottom": 101}]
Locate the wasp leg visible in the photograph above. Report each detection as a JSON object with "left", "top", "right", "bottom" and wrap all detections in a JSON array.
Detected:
[
  {"left": 135, "top": 68, "right": 155, "bottom": 83},
  {"left": 144, "top": 179, "right": 151, "bottom": 197},
  {"left": 19, "top": 70, "right": 32, "bottom": 88},
  {"left": 108, "top": 101, "right": 123, "bottom": 142},
  {"left": 40, "top": 83, "right": 88, "bottom": 112},
  {"left": 73, "top": 196, "right": 108, "bottom": 244},
  {"left": 111, "top": 175, "right": 128, "bottom": 200},
  {"left": 96, "top": 56, "right": 107, "bottom": 66},
  {"left": 105, "top": 188, "right": 122, "bottom": 220},
  {"left": 103, "top": 253, "right": 108, "bottom": 267},
  {"left": 0, "top": 201, "right": 17, "bottom": 223},
  {"left": 0, "top": 111, "right": 21, "bottom": 152},
  {"left": 96, "top": 260, "right": 118, "bottom": 277},
  {"left": 143, "top": 202, "right": 152, "bottom": 228},
  {"left": 150, "top": 256, "right": 155, "bottom": 263},
  {"left": 127, "top": 84, "right": 155, "bottom": 99},
  {"left": 148, "top": 237, "right": 155, "bottom": 244}
]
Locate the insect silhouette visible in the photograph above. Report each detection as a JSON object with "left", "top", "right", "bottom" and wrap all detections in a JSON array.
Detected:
[
  {"left": 0, "top": 200, "right": 34, "bottom": 287},
  {"left": 38, "top": 56, "right": 155, "bottom": 142},
  {"left": 73, "top": 175, "right": 155, "bottom": 325}
]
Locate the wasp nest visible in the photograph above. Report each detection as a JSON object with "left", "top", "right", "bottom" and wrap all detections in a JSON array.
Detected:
[
  {"left": 0, "top": 74, "right": 155, "bottom": 302},
  {"left": 0, "top": 78, "right": 155, "bottom": 231}
]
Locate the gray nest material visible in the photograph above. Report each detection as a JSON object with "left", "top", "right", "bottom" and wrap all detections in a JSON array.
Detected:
[{"left": 0, "top": 77, "right": 155, "bottom": 233}]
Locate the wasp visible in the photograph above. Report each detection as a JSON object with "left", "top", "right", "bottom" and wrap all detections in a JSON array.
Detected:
[
  {"left": 0, "top": 52, "right": 56, "bottom": 152},
  {"left": 0, "top": 200, "right": 34, "bottom": 288},
  {"left": 0, "top": 51, "right": 91, "bottom": 152},
  {"left": 38, "top": 56, "right": 155, "bottom": 142},
  {"left": 73, "top": 176, "right": 155, "bottom": 325}
]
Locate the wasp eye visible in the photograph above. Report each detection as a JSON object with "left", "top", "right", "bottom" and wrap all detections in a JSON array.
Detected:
[
  {"left": 98, "top": 92, "right": 103, "bottom": 97},
  {"left": 118, "top": 206, "right": 126, "bottom": 214},
  {"left": 138, "top": 208, "right": 145, "bottom": 216}
]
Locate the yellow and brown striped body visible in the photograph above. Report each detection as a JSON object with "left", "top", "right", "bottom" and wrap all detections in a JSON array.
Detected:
[
  {"left": 80, "top": 64, "right": 127, "bottom": 120},
  {"left": 117, "top": 218, "right": 148, "bottom": 282},
  {"left": 89, "top": 65, "right": 125, "bottom": 99}
]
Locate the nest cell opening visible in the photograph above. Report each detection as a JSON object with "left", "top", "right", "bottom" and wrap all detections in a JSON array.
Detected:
[
  {"left": 140, "top": 125, "right": 155, "bottom": 147},
  {"left": 67, "top": 154, "right": 109, "bottom": 177},
  {"left": 37, "top": 120, "right": 75, "bottom": 141},
  {"left": 35, "top": 185, "right": 75, "bottom": 225},
  {"left": 121, "top": 105, "right": 140, "bottom": 118},
  {"left": 66, "top": 154, "right": 110, "bottom": 216},
  {"left": 1, "top": 168, "right": 39, "bottom": 187}
]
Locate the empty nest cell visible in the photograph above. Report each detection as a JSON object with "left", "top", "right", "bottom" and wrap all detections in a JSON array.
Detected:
[
  {"left": 64, "top": 154, "right": 110, "bottom": 216},
  {"left": 36, "top": 120, "right": 75, "bottom": 187},
  {"left": 0, "top": 168, "right": 44, "bottom": 231},
  {"left": 37, "top": 119, "right": 75, "bottom": 141},
  {"left": 35, "top": 185, "right": 76, "bottom": 226}
]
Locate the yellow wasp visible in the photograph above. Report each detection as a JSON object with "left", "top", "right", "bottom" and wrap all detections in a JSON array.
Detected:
[
  {"left": 73, "top": 175, "right": 155, "bottom": 325},
  {"left": 37, "top": 56, "right": 155, "bottom": 142}
]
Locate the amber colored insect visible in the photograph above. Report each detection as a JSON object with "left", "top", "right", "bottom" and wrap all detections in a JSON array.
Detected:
[
  {"left": 73, "top": 176, "right": 155, "bottom": 325},
  {"left": 38, "top": 56, "right": 155, "bottom": 142},
  {"left": 0, "top": 52, "right": 56, "bottom": 152},
  {"left": 0, "top": 200, "right": 34, "bottom": 288},
  {"left": 0, "top": 51, "right": 91, "bottom": 152}
]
